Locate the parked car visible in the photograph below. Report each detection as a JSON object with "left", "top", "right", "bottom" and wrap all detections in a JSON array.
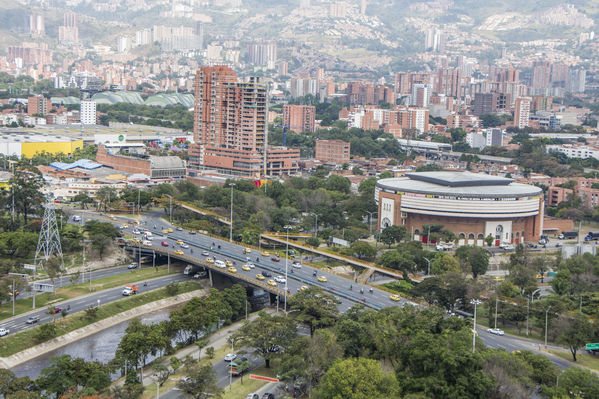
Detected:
[
  {"left": 26, "top": 316, "right": 39, "bottom": 324},
  {"left": 247, "top": 395, "right": 259, "bottom": 399},
  {"left": 224, "top": 353, "right": 237, "bottom": 362},
  {"left": 262, "top": 393, "right": 275, "bottom": 399}
]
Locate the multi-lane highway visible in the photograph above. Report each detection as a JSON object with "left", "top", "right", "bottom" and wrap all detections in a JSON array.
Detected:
[
  {"left": 1, "top": 273, "right": 187, "bottom": 336},
  {"left": 114, "top": 211, "right": 413, "bottom": 312}
]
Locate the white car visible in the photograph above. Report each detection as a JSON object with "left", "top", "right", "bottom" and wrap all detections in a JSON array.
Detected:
[
  {"left": 0, "top": 328, "right": 9, "bottom": 336},
  {"left": 274, "top": 275, "right": 286, "bottom": 284},
  {"left": 224, "top": 353, "right": 237, "bottom": 362},
  {"left": 180, "top": 243, "right": 189, "bottom": 249},
  {"left": 215, "top": 260, "right": 226, "bottom": 268},
  {"left": 244, "top": 262, "right": 255, "bottom": 269},
  {"left": 487, "top": 328, "right": 505, "bottom": 336},
  {"left": 202, "top": 251, "right": 210, "bottom": 256},
  {"left": 142, "top": 240, "right": 152, "bottom": 246},
  {"left": 292, "top": 261, "right": 301, "bottom": 269},
  {"left": 132, "top": 229, "right": 141, "bottom": 235}
]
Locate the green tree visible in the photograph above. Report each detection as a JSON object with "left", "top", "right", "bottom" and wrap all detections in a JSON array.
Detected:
[
  {"left": 552, "top": 367, "right": 599, "bottom": 398},
  {"left": 455, "top": 246, "right": 489, "bottom": 278},
  {"left": 10, "top": 169, "right": 43, "bottom": 226},
  {"left": 379, "top": 225, "right": 407, "bottom": 247},
  {"left": 555, "top": 312, "right": 594, "bottom": 362},
  {"left": 231, "top": 311, "right": 297, "bottom": 368},
  {"left": 306, "top": 236, "right": 320, "bottom": 247},
  {"left": 288, "top": 287, "right": 340, "bottom": 337},
  {"left": 177, "top": 356, "right": 222, "bottom": 398},
  {"left": 91, "top": 233, "right": 111, "bottom": 260},
  {"left": 430, "top": 253, "right": 460, "bottom": 275},
  {"left": 350, "top": 241, "right": 376, "bottom": 260},
  {"left": 277, "top": 330, "right": 342, "bottom": 397},
  {"left": 72, "top": 193, "right": 93, "bottom": 209},
  {"left": 316, "top": 357, "right": 401, "bottom": 399}
]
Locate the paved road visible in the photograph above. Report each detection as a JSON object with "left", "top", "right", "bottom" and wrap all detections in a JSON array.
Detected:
[
  {"left": 111, "top": 211, "right": 412, "bottom": 313},
  {"left": 18, "top": 265, "right": 144, "bottom": 300},
  {"left": 476, "top": 326, "right": 573, "bottom": 369},
  {"left": 0, "top": 273, "right": 187, "bottom": 336}
]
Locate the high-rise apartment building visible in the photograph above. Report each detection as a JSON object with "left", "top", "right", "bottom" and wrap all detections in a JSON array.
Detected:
[
  {"left": 190, "top": 66, "right": 298, "bottom": 177},
  {"left": 247, "top": 42, "right": 277, "bottom": 69},
  {"left": 567, "top": 69, "right": 586, "bottom": 93},
  {"left": 425, "top": 29, "right": 445, "bottom": 52},
  {"left": 29, "top": 14, "right": 44, "bottom": 36},
  {"left": 435, "top": 68, "right": 462, "bottom": 98},
  {"left": 283, "top": 105, "right": 316, "bottom": 133},
  {"left": 59, "top": 12, "right": 78, "bottom": 43},
  {"left": 28, "top": 95, "right": 51, "bottom": 116},
  {"left": 80, "top": 100, "right": 96, "bottom": 125},
  {"left": 485, "top": 128, "right": 503, "bottom": 147},
  {"left": 411, "top": 84, "right": 431, "bottom": 107},
  {"left": 532, "top": 61, "right": 552, "bottom": 90},
  {"left": 514, "top": 97, "right": 531, "bottom": 129}
]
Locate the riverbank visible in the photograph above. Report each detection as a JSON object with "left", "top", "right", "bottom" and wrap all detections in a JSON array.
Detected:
[{"left": 0, "top": 287, "right": 208, "bottom": 369}]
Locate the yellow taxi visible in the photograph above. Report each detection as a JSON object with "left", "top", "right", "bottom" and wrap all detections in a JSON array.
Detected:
[
  {"left": 261, "top": 251, "right": 270, "bottom": 256},
  {"left": 389, "top": 294, "right": 401, "bottom": 302},
  {"left": 206, "top": 258, "right": 214, "bottom": 264},
  {"left": 317, "top": 276, "right": 327, "bottom": 283},
  {"left": 241, "top": 264, "right": 251, "bottom": 271},
  {"left": 225, "top": 260, "right": 233, "bottom": 267},
  {"left": 161, "top": 229, "right": 170, "bottom": 234},
  {"left": 174, "top": 250, "right": 184, "bottom": 255},
  {"left": 300, "top": 285, "right": 309, "bottom": 291},
  {"left": 176, "top": 240, "right": 184, "bottom": 246},
  {"left": 256, "top": 274, "right": 265, "bottom": 280},
  {"left": 243, "top": 248, "right": 252, "bottom": 254},
  {"left": 121, "top": 224, "right": 129, "bottom": 229},
  {"left": 166, "top": 228, "right": 173, "bottom": 233},
  {"left": 267, "top": 279, "right": 277, "bottom": 287},
  {"left": 228, "top": 266, "right": 237, "bottom": 273}
]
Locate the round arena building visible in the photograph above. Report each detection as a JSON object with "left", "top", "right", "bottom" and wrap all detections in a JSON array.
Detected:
[{"left": 375, "top": 171, "right": 544, "bottom": 246}]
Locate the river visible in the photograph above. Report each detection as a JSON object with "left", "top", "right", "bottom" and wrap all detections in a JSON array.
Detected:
[{"left": 12, "top": 308, "right": 172, "bottom": 380}]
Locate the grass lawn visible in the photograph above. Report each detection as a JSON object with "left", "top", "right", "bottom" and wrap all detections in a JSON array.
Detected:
[
  {"left": 0, "top": 281, "right": 201, "bottom": 357},
  {"left": 549, "top": 349, "right": 599, "bottom": 372},
  {"left": 0, "top": 266, "right": 173, "bottom": 321}
]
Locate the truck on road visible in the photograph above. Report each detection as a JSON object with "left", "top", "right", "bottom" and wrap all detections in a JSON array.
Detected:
[
  {"left": 122, "top": 285, "right": 139, "bottom": 296},
  {"left": 184, "top": 264, "right": 202, "bottom": 275},
  {"left": 559, "top": 231, "right": 579, "bottom": 240}
]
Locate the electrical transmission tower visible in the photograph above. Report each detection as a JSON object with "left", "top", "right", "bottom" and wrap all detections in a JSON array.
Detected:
[{"left": 34, "top": 199, "right": 63, "bottom": 269}]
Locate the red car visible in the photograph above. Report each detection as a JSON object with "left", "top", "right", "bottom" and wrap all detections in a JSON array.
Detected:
[
  {"left": 271, "top": 256, "right": 280, "bottom": 262},
  {"left": 161, "top": 241, "right": 169, "bottom": 247}
]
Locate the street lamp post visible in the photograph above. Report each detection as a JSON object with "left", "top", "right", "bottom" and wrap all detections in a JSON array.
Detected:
[
  {"left": 470, "top": 299, "right": 482, "bottom": 353},
  {"left": 284, "top": 225, "right": 291, "bottom": 313},
  {"left": 229, "top": 183, "right": 236, "bottom": 242},
  {"left": 544, "top": 305, "right": 552, "bottom": 349},
  {"left": 311, "top": 213, "right": 318, "bottom": 237},
  {"left": 423, "top": 257, "right": 431, "bottom": 276},
  {"left": 494, "top": 296, "right": 499, "bottom": 329},
  {"left": 155, "top": 381, "right": 159, "bottom": 399},
  {"left": 164, "top": 194, "right": 172, "bottom": 224},
  {"left": 366, "top": 211, "right": 375, "bottom": 236},
  {"left": 526, "top": 288, "right": 541, "bottom": 337}
]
